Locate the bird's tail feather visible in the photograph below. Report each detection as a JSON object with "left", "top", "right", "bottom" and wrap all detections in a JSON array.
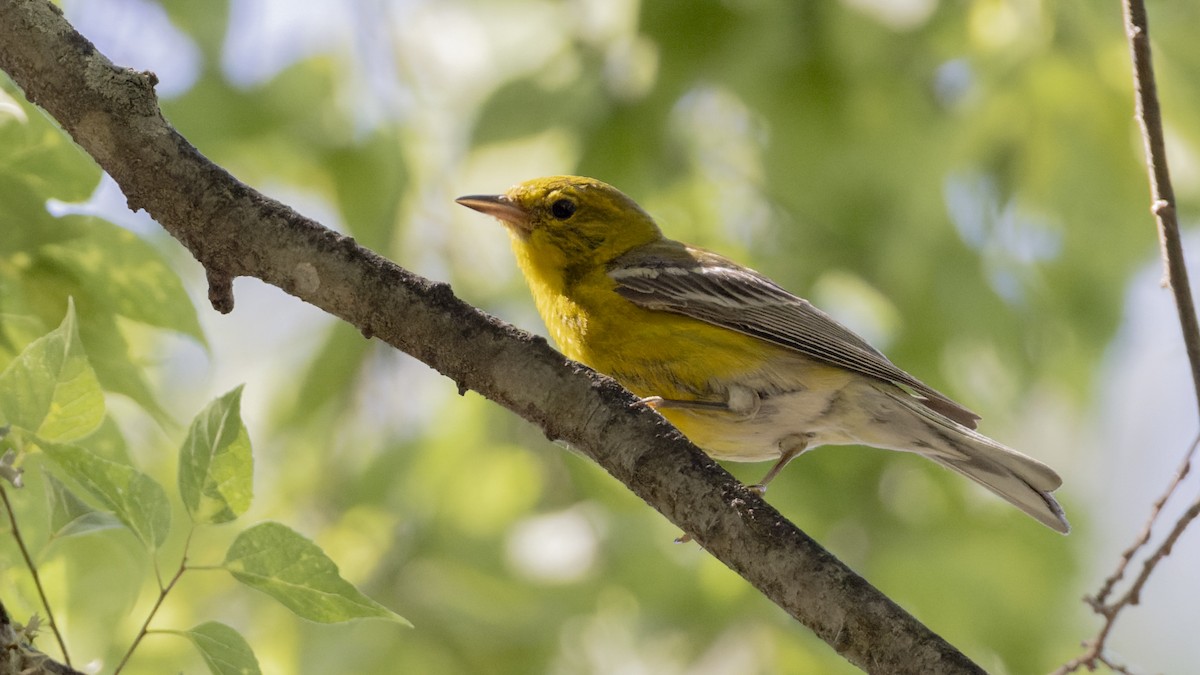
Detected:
[
  {"left": 930, "top": 444, "right": 1069, "bottom": 533},
  {"left": 874, "top": 387, "right": 1070, "bottom": 534}
]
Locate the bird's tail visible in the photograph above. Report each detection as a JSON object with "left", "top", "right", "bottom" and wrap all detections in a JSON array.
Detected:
[{"left": 870, "top": 387, "right": 1070, "bottom": 534}]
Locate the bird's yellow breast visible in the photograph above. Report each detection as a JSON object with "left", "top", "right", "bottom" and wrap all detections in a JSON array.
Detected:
[
  {"left": 514, "top": 239, "right": 751, "bottom": 397},
  {"left": 512, "top": 232, "right": 847, "bottom": 397}
]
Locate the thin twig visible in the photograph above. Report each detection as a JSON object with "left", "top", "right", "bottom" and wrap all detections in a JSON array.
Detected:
[
  {"left": 1061, "top": 482, "right": 1200, "bottom": 669},
  {"left": 1056, "top": 0, "right": 1200, "bottom": 671},
  {"left": 0, "top": 483, "right": 71, "bottom": 667},
  {"left": 1125, "top": 0, "right": 1200, "bottom": 409},
  {"left": 1092, "top": 434, "right": 1199, "bottom": 607},
  {"left": 112, "top": 529, "right": 192, "bottom": 675},
  {"left": 1123, "top": 494, "right": 1200, "bottom": 605},
  {"left": 1098, "top": 653, "right": 1137, "bottom": 675}
]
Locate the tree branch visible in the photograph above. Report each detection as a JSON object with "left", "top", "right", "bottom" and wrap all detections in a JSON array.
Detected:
[
  {"left": 0, "top": 600, "right": 85, "bottom": 675},
  {"left": 0, "top": 1, "right": 983, "bottom": 672}
]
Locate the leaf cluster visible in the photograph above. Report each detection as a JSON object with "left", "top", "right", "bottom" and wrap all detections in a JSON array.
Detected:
[{"left": 0, "top": 90, "right": 406, "bottom": 674}]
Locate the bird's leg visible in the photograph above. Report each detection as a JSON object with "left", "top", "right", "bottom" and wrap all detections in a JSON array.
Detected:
[
  {"left": 637, "top": 385, "right": 761, "bottom": 419},
  {"left": 677, "top": 436, "right": 801, "bottom": 545},
  {"left": 636, "top": 396, "right": 728, "bottom": 411},
  {"left": 676, "top": 435, "right": 805, "bottom": 545},
  {"left": 642, "top": 387, "right": 764, "bottom": 545},
  {"left": 748, "top": 434, "right": 808, "bottom": 494},
  {"left": 675, "top": 437, "right": 805, "bottom": 545}
]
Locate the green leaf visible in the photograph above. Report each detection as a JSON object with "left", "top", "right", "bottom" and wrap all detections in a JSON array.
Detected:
[
  {"left": 179, "top": 385, "right": 253, "bottom": 524},
  {"left": 0, "top": 89, "right": 101, "bottom": 204},
  {"left": 0, "top": 314, "right": 49, "bottom": 368},
  {"left": 80, "top": 415, "right": 133, "bottom": 464},
  {"left": 42, "top": 441, "right": 170, "bottom": 549},
  {"left": 75, "top": 304, "right": 174, "bottom": 428},
  {"left": 43, "top": 469, "right": 122, "bottom": 540},
  {"left": 0, "top": 300, "right": 105, "bottom": 441},
  {"left": 223, "top": 522, "right": 409, "bottom": 625},
  {"left": 40, "top": 216, "right": 206, "bottom": 345},
  {"left": 174, "top": 621, "right": 262, "bottom": 675},
  {"left": 0, "top": 87, "right": 27, "bottom": 125}
]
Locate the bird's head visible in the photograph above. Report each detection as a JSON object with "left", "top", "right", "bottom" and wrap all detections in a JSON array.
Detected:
[{"left": 457, "top": 176, "right": 662, "bottom": 269}]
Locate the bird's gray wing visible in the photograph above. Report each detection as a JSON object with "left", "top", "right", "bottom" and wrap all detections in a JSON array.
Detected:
[{"left": 609, "top": 246, "right": 980, "bottom": 429}]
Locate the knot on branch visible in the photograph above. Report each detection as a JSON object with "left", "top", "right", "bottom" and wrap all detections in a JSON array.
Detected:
[{"left": 206, "top": 267, "right": 235, "bottom": 314}]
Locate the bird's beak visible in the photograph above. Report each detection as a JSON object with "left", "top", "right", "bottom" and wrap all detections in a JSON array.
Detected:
[{"left": 456, "top": 194, "right": 531, "bottom": 233}]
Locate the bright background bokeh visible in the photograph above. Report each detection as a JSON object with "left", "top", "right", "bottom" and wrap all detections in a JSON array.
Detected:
[{"left": 3, "top": 0, "right": 1200, "bottom": 672}]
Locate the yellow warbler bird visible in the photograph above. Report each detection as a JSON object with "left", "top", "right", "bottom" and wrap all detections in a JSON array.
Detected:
[{"left": 457, "top": 176, "right": 1068, "bottom": 533}]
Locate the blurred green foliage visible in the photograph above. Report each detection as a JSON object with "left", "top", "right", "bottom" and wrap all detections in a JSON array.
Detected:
[{"left": 3, "top": 0, "right": 1198, "bottom": 672}]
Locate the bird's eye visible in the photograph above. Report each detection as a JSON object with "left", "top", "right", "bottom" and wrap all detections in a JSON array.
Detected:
[{"left": 550, "top": 199, "right": 577, "bottom": 220}]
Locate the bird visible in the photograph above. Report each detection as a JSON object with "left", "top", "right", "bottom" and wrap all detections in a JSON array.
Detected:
[{"left": 456, "top": 175, "right": 1068, "bottom": 533}]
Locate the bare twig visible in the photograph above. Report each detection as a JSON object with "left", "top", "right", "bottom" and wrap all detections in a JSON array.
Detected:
[
  {"left": 1056, "top": 0, "right": 1200, "bottom": 671},
  {"left": 0, "top": 485, "right": 70, "bottom": 667},
  {"left": 112, "top": 534, "right": 191, "bottom": 675},
  {"left": 1126, "top": 493, "right": 1200, "bottom": 598},
  {"left": 1058, "top": 508, "right": 1195, "bottom": 675},
  {"left": 1125, "top": 0, "right": 1200, "bottom": 405},
  {"left": 1091, "top": 435, "right": 1198, "bottom": 608}
]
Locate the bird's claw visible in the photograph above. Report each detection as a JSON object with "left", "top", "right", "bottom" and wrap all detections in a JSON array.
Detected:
[{"left": 633, "top": 396, "right": 665, "bottom": 409}]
